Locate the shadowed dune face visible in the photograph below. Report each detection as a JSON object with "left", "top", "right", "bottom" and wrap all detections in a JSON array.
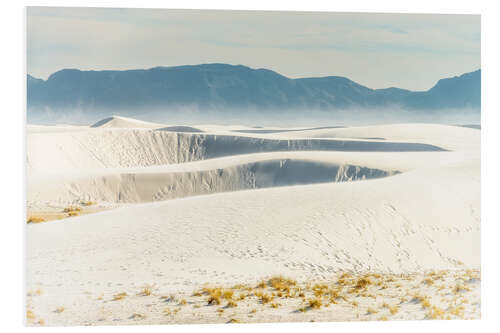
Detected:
[
  {"left": 158, "top": 126, "right": 204, "bottom": 133},
  {"left": 27, "top": 129, "right": 446, "bottom": 172},
  {"left": 231, "top": 126, "right": 344, "bottom": 134},
  {"left": 28, "top": 159, "right": 398, "bottom": 205},
  {"left": 198, "top": 134, "right": 445, "bottom": 159}
]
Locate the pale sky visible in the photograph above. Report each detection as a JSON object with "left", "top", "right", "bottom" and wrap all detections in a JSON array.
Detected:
[{"left": 27, "top": 7, "right": 480, "bottom": 91}]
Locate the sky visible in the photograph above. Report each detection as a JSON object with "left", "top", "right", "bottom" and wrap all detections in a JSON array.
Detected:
[{"left": 26, "top": 7, "right": 480, "bottom": 91}]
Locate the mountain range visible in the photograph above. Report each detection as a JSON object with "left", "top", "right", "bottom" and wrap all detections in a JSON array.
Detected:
[{"left": 27, "top": 64, "right": 481, "bottom": 121}]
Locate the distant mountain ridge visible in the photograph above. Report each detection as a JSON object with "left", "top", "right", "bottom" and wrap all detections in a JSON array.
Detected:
[{"left": 27, "top": 64, "right": 481, "bottom": 117}]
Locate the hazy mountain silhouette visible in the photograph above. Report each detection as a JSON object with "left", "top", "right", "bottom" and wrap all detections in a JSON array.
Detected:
[{"left": 27, "top": 64, "right": 480, "bottom": 120}]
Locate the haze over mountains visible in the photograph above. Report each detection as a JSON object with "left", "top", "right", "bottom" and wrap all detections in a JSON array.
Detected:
[{"left": 27, "top": 64, "right": 481, "bottom": 125}]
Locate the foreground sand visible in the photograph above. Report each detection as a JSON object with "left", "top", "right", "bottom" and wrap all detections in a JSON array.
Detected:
[{"left": 26, "top": 117, "right": 480, "bottom": 325}]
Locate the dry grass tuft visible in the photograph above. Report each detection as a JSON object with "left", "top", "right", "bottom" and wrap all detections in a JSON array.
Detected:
[
  {"left": 129, "top": 313, "right": 145, "bottom": 320},
  {"left": 412, "top": 295, "right": 431, "bottom": 308},
  {"left": 226, "top": 300, "right": 238, "bottom": 308},
  {"left": 257, "top": 280, "right": 267, "bottom": 289},
  {"left": 27, "top": 216, "right": 46, "bottom": 223},
  {"left": 257, "top": 292, "right": 273, "bottom": 304},
  {"left": 308, "top": 298, "right": 323, "bottom": 309},
  {"left": 26, "top": 310, "right": 35, "bottom": 321},
  {"left": 389, "top": 305, "right": 399, "bottom": 315},
  {"left": 353, "top": 277, "right": 372, "bottom": 291},
  {"left": 113, "top": 292, "right": 128, "bottom": 301},
  {"left": 208, "top": 295, "right": 221, "bottom": 305},
  {"left": 423, "top": 278, "right": 434, "bottom": 286},
  {"left": 449, "top": 305, "right": 465, "bottom": 318},
  {"left": 138, "top": 286, "right": 152, "bottom": 296},
  {"left": 222, "top": 290, "right": 234, "bottom": 300},
  {"left": 427, "top": 305, "right": 445, "bottom": 319},
  {"left": 54, "top": 307, "right": 65, "bottom": 313},
  {"left": 63, "top": 207, "right": 81, "bottom": 213}
]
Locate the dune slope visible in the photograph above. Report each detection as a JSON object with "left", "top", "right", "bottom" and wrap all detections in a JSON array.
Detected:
[{"left": 26, "top": 120, "right": 480, "bottom": 325}]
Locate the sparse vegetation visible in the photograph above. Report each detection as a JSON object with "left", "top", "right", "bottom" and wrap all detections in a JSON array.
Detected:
[
  {"left": 138, "top": 286, "right": 152, "bottom": 296},
  {"left": 164, "top": 270, "right": 478, "bottom": 322},
  {"left": 27, "top": 216, "right": 46, "bottom": 223},
  {"left": 54, "top": 306, "right": 65, "bottom": 313},
  {"left": 112, "top": 292, "right": 128, "bottom": 301},
  {"left": 389, "top": 305, "right": 399, "bottom": 315},
  {"left": 63, "top": 206, "right": 81, "bottom": 213},
  {"left": 26, "top": 310, "right": 35, "bottom": 321}
]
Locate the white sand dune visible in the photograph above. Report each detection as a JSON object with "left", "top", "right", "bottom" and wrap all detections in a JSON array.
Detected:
[
  {"left": 90, "top": 115, "right": 165, "bottom": 128},
  {"left": 25, "top": 119, "right": 480, "bottom": 325}
]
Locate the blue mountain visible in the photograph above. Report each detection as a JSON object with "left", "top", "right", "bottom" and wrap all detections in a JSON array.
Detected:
[{"left": 27, "top": 64, "right": 480, "bottom": 117}]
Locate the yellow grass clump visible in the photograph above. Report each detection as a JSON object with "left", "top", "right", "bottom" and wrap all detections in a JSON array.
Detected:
[
  {"left": 54, "top": 307, "right": 65, "bottom": 313},
  {"left": 27, "top": 216, "right": 46, "bottom": 223},
  {"left": 138, "top": 286, "right": 152, "bottom": 296},
  {"left": 222, "top": 290, "right": 234, "bottom": 300},
  {"left": 389, "top": 305, "right": 399, "bottom": 315},
  {"left": 26, "top": 310, "right": 35, "bottom": 321},
  {"left": 427, "top": 306, "right": 445, "bottom": 319},
  {"left": 113, "top": 292, "right": 128, "bottom": 301},
  {"left": 226, "top": 300, "right": 238, "bottom": 308},
  {"left": 307, "top": 298, "right": 323, "bottom": 310},
  {"left": 63, "top": 206, "right": 81, "bottom": 213}
]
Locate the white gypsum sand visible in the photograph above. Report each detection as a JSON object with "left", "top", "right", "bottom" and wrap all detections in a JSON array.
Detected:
[{"left": 26, "top": 116, "right": 480, "bottom": 325}]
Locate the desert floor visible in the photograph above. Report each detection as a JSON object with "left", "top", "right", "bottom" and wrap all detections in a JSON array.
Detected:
[{"left": 26, "top": 116, "right": 480, "bottom": 325}]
